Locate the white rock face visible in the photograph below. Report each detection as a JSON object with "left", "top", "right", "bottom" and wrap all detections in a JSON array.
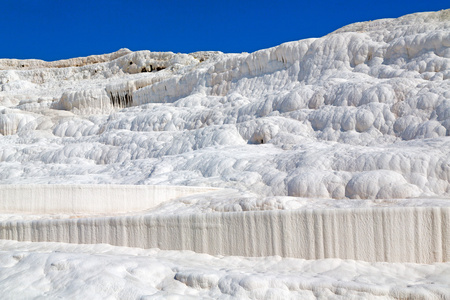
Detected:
[
  {"left": 1, "top": 206, "right": 448, "bottom": 263},
  {"left": 1, "top": 10, "right": 450, "bottom": 203},
  {"left": 0, "top": 184, "right": 219, "bottom": 214},
  {"left": 1, "top": 9, "right": 450, "bottom": 299},
  {"left": 1, "top": 240, "right": 448, "bottom": 299}
]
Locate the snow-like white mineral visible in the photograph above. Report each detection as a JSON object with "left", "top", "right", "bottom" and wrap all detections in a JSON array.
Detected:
[{"left": 1, "top": 9, "right": 450, "bottom": 299}]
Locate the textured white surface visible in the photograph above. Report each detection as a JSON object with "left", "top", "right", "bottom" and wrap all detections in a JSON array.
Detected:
[
  {"left": 0, "top": 10, "right": 449, "bottom": 202},
  {"left": 0, "top": 184, "right": 218, "bottom": 214},
  {"left": 1, "top": 9, "right": 450, "bottom": 299},
  {"left": 1, "top": 207, "right": 448, "bottom": 263},
  {"left": 1, "top": 240, "right": 449, "bottom": 300}
]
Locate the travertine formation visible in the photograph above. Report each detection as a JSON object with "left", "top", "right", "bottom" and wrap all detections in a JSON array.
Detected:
[
  {"left": 0, "top": 201, "right": 448, "bottom": 263},
  {"left": 1, "top": 11, "right": 449, "bottom": 202},
  {"left": 1, "top": 9, "right": 450, "bottom": 299},
  {"left": 0, "top": 184, "right": 218, "bottom": 214}
]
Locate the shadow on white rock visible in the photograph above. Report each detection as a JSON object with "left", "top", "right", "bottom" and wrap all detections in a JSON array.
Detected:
[{"left": 345, "top": 170, "right": 421, "bottom": 199}]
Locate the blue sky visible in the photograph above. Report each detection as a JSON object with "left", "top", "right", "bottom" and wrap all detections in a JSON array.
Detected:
[{"left": 1, "top": 0, "right": 448, "bottom": 61}]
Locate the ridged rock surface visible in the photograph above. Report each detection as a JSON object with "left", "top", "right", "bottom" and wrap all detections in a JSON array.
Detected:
[
  {"left": 1, "top": 9, "right": 450, "bottom": 299},
  {"left": 0, "top": 10, "right": 449, "bottom": 206}
]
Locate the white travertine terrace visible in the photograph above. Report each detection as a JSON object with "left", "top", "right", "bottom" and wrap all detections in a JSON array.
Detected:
[
  {"left": 0, "top": 205, "right": 448, "bottom": 263},
  {"left": 0, "top": 48, "right": 132, "bottom": 70},
  {"left": 0, "top": 184, "right": 219, "bottom": 214},
  {"left": 1, "top": 10, "right": 449, "bottom": 202},
  {"left": 0, "top": 184, "right": 447, "bottom": 263},
  {"left": 1, "top": 9, "right": 450, "bottom": 298}
]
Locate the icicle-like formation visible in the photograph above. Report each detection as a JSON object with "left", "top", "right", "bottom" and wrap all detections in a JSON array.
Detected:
[
  {"left": 109, "top": 90, "right": 133, "bottom": 108},
  {"left": 0, "top": 206, "right": 448, "bottom": 263},
  {"left": 52, "top": 89, "right": 113, "bottom": 114},
  {"left": 0, "top": 185, "right": 219, "bottom": 214},
  {"left": 0, "top": 109, "right": 36, "bottom": 135}
]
